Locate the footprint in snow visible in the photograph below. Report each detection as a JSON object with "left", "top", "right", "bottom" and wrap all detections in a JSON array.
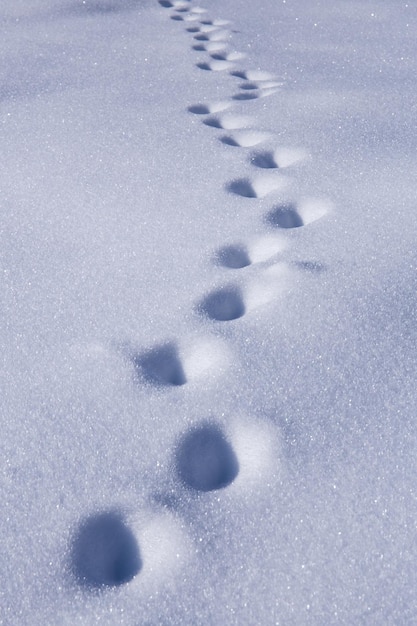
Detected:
[
  {"left": 251, "top": 147, "right": 308, "bottom": 169},
  {"left": 159, "top": 0, "right": 189, "bottom": 7},
  {"left": 188, "top": 100, "right": 232, "bottom": 115},
  {"left": 194, "top": 29, "right": 231, "bottom": 42},
  {"left": 132, "top": 342, "right": 187, "bottom": 387},
  {"left": 265, "top": 198, "right": 331, "bottom": 229},
  {"left": 215, "top": 244, "right": 251, "bottom": 269},
  {"left": 215, "top": 234, "right": 288, "bottom": 269},
  {"left": 175, "top": 423, "right": 239, "bottom": 492},
  {"left": 198, "top": 284, "right": 245, "bottom": 322},
  {"left": 211, "top": 51, "right": 246, "bottom": 62},
  {"left": 220, "top": 130, "right": 272, "bottom": 148},
  {"left": 196, "top": 60, "right": 235, "bottom": 72},
  {"left": 192, "top": 41, "right": 228, "bottom": 52},
  {"left": 226, "top": 173, "right": 288, "bottom": 198},
  {"left": 232, "top": 92, "right": 260, "bottom": 101},
  {"left": 231, "top": 69, "right": 277, "bottom": 81},
  {"left": 200, "top": 18, "right": 231, "bottom": 27},
  {"left": 233, "top": 86, "right": 281, "bottom": 101},
  {"left": 71, "top": 511, "right": 142, "bottom": 589},
  {"left": 203, "top": 113, "right": 252, "bottom": 130}
]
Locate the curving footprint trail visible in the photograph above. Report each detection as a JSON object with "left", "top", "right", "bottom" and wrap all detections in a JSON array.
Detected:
[{"left": 69, "top": 0, "right": 334, "bottom": 598}]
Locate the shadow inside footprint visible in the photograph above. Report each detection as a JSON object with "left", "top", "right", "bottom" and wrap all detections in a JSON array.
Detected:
[
  {"left": 196, "top": 62, "right": 212, "bottom": 71},
  {"left": 266, "top": 203, "right": 304, "bottom": 228},
  {"left": 188, "top": 104, "right": 210, "bottom": 114},
  {"left": 216, "top": 244, "right": 251, "bottom": 269},
  {"left": 203, "top": 117, "right": 222, "bottom": 129},
  {"left": 71, "top": 511, "right": 142, "bottom": 590},
  {"left": 227, "top": 178, "right": 257, "bottom": 198},
  {"left": 240, "top": 82, "right": 258, "bottom": 90},
  {"left": 158, "top": 0, "right": 172, "bottom": 6},
  {"left": 230, "top": 70, "right": 246, "bottom": 79},
  {"left": 252, "top": 151, "right": 278, "bottom": 169},
  {"left": 176, "top": 423, "right": 239, "bottom": 492},
  {"left": 232, "top": 92, "right": 258, "bottom": 101},
  {"left": 133, "top": 342, "right": 186, "bottom": 386},
  {"left": 199, "top": 286, "right": 245, "bottom": 321}
]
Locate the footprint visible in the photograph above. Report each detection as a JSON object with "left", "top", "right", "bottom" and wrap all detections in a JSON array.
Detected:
[
  {"left": 232, "top": 92, "right": 259, "bottom": 101},
  {"left": 159, "top": 0, "right": 189, "bottom": 7},
  {"left": 188, "top": 100, "right": 232, "bottom": 115},
  {"left": 175, "top": 423, "right": 239, "bottom": 492},
  {"left": 231, "top": 69, "right": 277, "bottom": 81},
  {"left": 132, "top": 342, "right": 186, "bottom": 387},
  {"left": 200, "top": 18, "right": 230, "bottom": 27},
  {"left": 196, "top": 60, "right": 235, "bottom": 72},
  {"left": 215, "top": 244, "right": 251, "bottom": 269},
  {"left": 226, "top": 174, "right": 287, "bottom": 198},
  {"left": 252, "top": 147, "right": 308, "bottom": 169},
  {"left": 238, "top": 82, "right": 259, "bottom": 91},
  {"left": 266, "top": 198, "right": 331, "bottom": 229},
  {"left": 192, "top": 41, "right": 228, "bottom": 52},
  {"left": 71, "top": 511, "right": 142, "bottom": 589},
  {"left": 220, "top": 130, "right": 272, "bottom": 148},
  {"left": 194, "top": 29, "right": 230, "bottom": 42},
  {"left": 211, "top": 51, "right": 246, "bottom": 62},
  {"left": 203, "top": 113, "right": 252, "bottom": 130},
  {"left": 265, "top": 203, "right": 303, "bottom": 228},
  {"left": 198, "top": 285, "right": 245, "bottom": 321},
  {"left": 215, "top": 235, "right": 288, "bottom": 268}
]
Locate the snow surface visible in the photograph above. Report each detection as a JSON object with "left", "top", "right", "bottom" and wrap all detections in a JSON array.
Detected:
[{"left": 1, "top": 0, "right": 417, "bottom": 623}]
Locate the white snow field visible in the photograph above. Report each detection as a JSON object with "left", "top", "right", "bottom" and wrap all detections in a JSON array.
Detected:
[{"left": 1, "top": 0, "right": 417, "bottom": 623}]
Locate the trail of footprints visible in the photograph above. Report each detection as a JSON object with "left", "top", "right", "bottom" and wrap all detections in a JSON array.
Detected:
[{"left": 68, "top": 0, "right": 332, "bottom": 594}]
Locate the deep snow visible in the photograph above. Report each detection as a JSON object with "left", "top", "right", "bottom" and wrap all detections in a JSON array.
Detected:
[{"left": 1, "top": 0, "right": 417, "bottom": 624}]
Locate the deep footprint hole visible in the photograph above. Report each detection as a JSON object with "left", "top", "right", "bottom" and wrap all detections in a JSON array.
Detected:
[
  {"left": 199, "top": 286, "right": 245, "bottom": 321},
  {"left": 188, "top": 104, "right": 210, "bottom": 114},
  {"left": 133, "top": 342, "right": 186, "bottom": 387},
  {"left": 220, "top": 135, "right": 240, "bottom": 147},
  {"left": 227, "top": 178, "right": 257, "bottom": 198},
  {"left": 216, "top": 244, "right": 251, "bottom": 269},
  {"left": 71, "top": 511, "right": 142, "bottom": 590},
  {"left": 203, "top": 116, "right": 222, "bottom": 129},
  {"left": 252, "top": 151, "right": 278, "bottom": 169},
  {"left": 176, "top": 423, "right": 239, "bottom": 492},
  {"left": 232, "top": 92, "right": 258, "bottom": 101},
  {"left": 230, "top": 70, "right": 246, "bottom": 79},
  {"left": 266, "top": 203, "right": 304, "bottom": 228},
  {"left": 240, "top": 82, "right": 258, "bottom": 90}
]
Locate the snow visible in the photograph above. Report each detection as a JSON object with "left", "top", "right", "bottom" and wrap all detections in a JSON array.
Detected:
[{"left": 1, "top": 0, "right": 417, "bottom": 623}]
